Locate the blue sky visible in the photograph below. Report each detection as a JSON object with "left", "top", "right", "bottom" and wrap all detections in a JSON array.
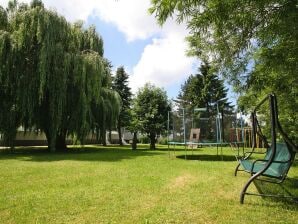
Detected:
[
  {"left": 87, "top": 15, "right": 151, "bottom": 70},
  {"left": 0, "top": 0, "right": 236, "bottom": 104},
  {"left": 88, "top": 15, "right": 194, "bottom": 99}
]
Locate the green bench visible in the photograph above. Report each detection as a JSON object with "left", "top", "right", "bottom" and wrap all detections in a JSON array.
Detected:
[
  {"left": 234, "top": 94, "right": 297, "bottom": 204},
  {"left": 236, "top": 143, "right": 293, "bottom": 179}
]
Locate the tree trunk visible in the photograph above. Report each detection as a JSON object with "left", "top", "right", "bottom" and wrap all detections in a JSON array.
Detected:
[
  {"left": 132, "top": 131, "right": 137, "bottom": 150},
  {"left": 101, "top": 128, "right": 106, "bottom": 146},
  {"left": 96, "top": 127, "right": 100, "bottom": 144},
  {"left": 55, "top": 132, "right": 67, "bottom": 152},
  {"left": 149, "top": 133, "right": 156, "bottom": 150},
  {"left": 221, "top": 110, "right": 224, "bottom": 142},
  {"left": 44, "top": 130, "right": 56, "bottom": 152},
  {"left": 118, "top": 124, "right": 123, "bottom": 146}
]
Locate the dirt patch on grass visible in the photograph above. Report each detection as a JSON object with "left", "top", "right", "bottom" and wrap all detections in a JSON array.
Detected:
[{"left": 167, "top": 173, "right": 197, "bottom": 191}]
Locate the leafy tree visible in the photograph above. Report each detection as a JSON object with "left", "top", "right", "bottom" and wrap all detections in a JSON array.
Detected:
[
  {"left": 91, "top": 59, "right": 121, "bottom": 147},
  {"left": 149, "top": 0, "right": 297, "bottom": 142},
  {"left": 0, "top": 1, "right": 121, "bottom": 151},
  {"left": 112, "top": 66, "right": 132, "bottom": 145},
  {"left": 133, "top": 83, "right": 170, "bottom": 149},
  {"left": 126, "top": 107, "right": 142, "bottom": 150}
]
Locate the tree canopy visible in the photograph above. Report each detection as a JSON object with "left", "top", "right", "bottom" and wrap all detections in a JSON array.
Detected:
[
  {"left": 0, "top": 0, "right": 121, "bottom": 151},
  {"left": 149, "top": 0, "right": 297, "bottom": 142},
  {"left": 178, "top": 62, "right": 233, "bottom": 114},
  {"left": 132, "top": 83, "right": 170, "bottom": 149}
]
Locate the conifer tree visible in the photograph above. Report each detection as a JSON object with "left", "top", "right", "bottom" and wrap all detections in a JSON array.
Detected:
[
  {"left": 178, "top": 62, "right": 233, "bottom": 140},
  {"left": 112, "top": 66, "right": 132, "bottom": 145}
]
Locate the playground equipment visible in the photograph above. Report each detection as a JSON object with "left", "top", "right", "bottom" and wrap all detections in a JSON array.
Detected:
[
  {"left": 234, "top": 94, "right": 297, "bottom": 203},
  {"left": 167, "top": 99, "right": 227, "bottom": 159},
  {"left": 188, "top": 128, "right": 200, "bottom": 149},
  {"left": 167, "top": 106, "right": 194, "bottom": 159},
  {"left": 230, "top": 127, "right": 266, "bottom": 149},
  {"left": 230, "top": 111, "right": 266, "bottom": 158}
]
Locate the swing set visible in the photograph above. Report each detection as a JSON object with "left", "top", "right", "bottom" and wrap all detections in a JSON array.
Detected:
[{"left": 234, "top": 93, "right": 297, "bottom": 203}]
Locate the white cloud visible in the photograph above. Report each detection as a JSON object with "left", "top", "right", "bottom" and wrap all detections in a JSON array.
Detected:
[
  {"left": 0, "top": 0, "right": 29, "bottom": 7},
  {"left": 45, "top": 0, "right": 159, "bottom": 41},
  {"left": 92, "top": 0, "right": 160, "bottom": 42},
  {"left": 0, "top": 0, "right": 198, "bottom": 97},
  {"left": 0, "top": 0, "right": 91, "bottom": 19},
  {"left": 130, "top": 30, "right": 197, "bottom": 93},
  {"left": 0, "top": 0, "right": 160, "bottom": 41}
]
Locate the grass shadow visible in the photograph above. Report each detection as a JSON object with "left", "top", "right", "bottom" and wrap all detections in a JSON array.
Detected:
[
  {"left": 166, "top": 148, "right": 204, "bottom": 152},
  {"left": 167, "top": 146, "right": 227, "bottom": 152},
  {"left": 176, "top": 154, "right": 236, "bottom": 161},
  {"left": 252, "top": 178, "right": 298, "bottom": 206},
  {"left": 0, "top": 145, "right": 163, "bottom": 162}
]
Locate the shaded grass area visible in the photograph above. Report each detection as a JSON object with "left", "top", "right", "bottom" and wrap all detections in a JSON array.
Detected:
[{"left": 0, "top": 144, "right": 297, "bottom": 223}]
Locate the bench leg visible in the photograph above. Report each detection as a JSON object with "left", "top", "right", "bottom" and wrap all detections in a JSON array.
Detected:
[
  {"left": 240, "top": 177, "right": 252, "bottom": 204},
  {"left": 234, "top": 163, "right": 241, "bottom": 176},
  {"left": 240, "top": 173, "right": 260, "bottom": 204}
]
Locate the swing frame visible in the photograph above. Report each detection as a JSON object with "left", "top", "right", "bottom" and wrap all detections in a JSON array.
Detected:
[{"left": 235, "top": 94, "right": 297, "bottom": 204}]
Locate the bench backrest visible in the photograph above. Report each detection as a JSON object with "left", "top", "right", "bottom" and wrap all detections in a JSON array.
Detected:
[{"left": 264, "top": 142, "right": 294, "bottom": 177}]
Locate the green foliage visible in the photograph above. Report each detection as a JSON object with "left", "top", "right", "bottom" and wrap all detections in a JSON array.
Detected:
[
  {"left": 177, "top": 62, "right": 234, "bottom": 140},
  {"left": 178, "top": 62, "right": 233, "bottom": 114},
  {"left": 112, "top": 66, "right": 132, "bottom": 144},
  {"left": 149, "top": 0, "right": 298, "bottom": 142},
  {"left": 132, "top": 83, "right": 170, "bottom": 149},
  {"left": 139, "top": 135, "right": 150, "bottom": 144},
  {"left": 113, "top": 66, "right": 132, "bottom": 127},
  {"left": 157, "top": 136, "right": 168, "bottom": 145},
  {"left": 0, "top": 1, "right": 120, "bottom": 151},
  {"left": 0, "top": 6, "right": 8, "bottom": 30}
]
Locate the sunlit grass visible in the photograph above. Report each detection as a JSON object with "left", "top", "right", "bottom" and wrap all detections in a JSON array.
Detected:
[{"left": 0, "top": 144, "right": 297, "bottom": 223}]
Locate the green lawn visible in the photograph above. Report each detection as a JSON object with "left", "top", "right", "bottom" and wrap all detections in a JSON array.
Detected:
[{"left": 0, "top": 145, "right": 297, "bottom": 223}]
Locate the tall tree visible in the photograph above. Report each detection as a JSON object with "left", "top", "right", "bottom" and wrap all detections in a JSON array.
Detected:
[
  {"left": 149, "top": 0, "right": 298, "bottom": 142},
  {"left": 0, "top": 1, "right": 121, "bottom": 151},
  {"left": 133, "top": 83, "right": 170, "bottom": 149},
  {"left": 112, "top": 66, "right": 132, "bottom": 145},
  {"left": 178, "top": 62, "right": 233, "bottom": 140},
  {"left": 178, "top": 62, "right": 233, "bottom": 113}
]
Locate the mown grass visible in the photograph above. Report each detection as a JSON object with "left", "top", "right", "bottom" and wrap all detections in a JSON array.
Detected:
[{"left": 0, "top": 144, "right": 297, "bottom": 223}]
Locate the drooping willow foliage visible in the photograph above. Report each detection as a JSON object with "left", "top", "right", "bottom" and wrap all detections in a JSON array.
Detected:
[{"left": 0, "top": 0, "right": 121, "bottom": 151}]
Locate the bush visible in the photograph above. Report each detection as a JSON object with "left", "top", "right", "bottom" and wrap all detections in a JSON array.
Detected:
[
  {"left": 158, "top": 137, "right": 168, "bottom": 145},
  {"left": 139, "top": 135, "right": 150, "bottom": 144}
]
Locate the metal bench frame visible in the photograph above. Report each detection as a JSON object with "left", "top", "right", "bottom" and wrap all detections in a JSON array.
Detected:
[{"left": 234, "top": 94, "right": 297, "bottom": 204}]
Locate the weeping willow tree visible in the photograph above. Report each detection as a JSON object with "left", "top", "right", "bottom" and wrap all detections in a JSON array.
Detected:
[
  {"left": 92, "top": 59, "right": 121, "bottom": 146},
  {"left": 0, "top": 4, "right": 20, "bottom": 148},
  {"left": 0, "top": 0, "right": 121, "bottom": 151}
]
